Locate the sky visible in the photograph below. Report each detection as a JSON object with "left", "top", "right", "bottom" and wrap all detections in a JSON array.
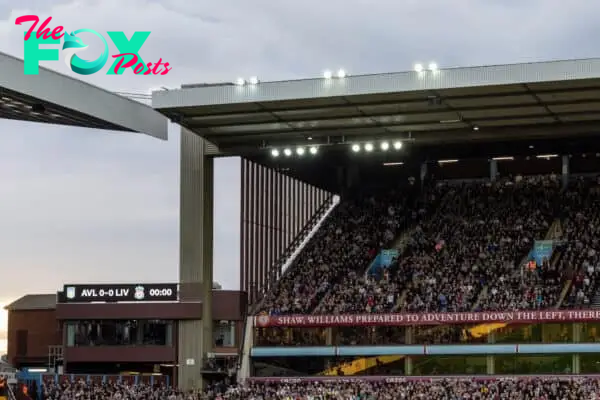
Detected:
[{"left": 1, "top": 0, "right": 599, "bottom": 355}]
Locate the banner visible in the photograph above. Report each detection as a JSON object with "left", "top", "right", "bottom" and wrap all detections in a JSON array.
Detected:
[
  {"left": 247, "top": 375, "right": 600, "bottom": 383},
  {"left": 254, "top": 309, "right": 600, "bottom": 328},
  {"left": 380, "top": 249, "right": 398, "bottom": 268},
  {"left": 532, "top": 240, "right": 554, "bottom": 265},
  {"left": 367, "top": 249, "right": 399, "bottom": 274}
]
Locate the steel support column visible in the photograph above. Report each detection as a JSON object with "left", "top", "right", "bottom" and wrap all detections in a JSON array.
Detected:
[
  {"left": 490, "top": 159, "right": 498, "bottom": 181},
  {"left": 178, "top": 127, "right": 214, "bottom": 391}
]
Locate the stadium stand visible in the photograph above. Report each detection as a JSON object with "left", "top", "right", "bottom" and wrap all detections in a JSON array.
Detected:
[
  {"left": 203, "top": 377, "right": 600, "bottom": 399},
  {"left": 258, "top": 175, "right": 600, "bottom": 319},
  {"left": 260, "top": 175, "right": 573, "bottom": 317},
  {"left": 559, "top": 177, "right": 600, "bottom": 309},
  {"left": 259, "top": 182, "right": 436, "bottom": 315},
  {"left": 251, "top": 175, "right": 600, "bottom": 352},
  {"left": 323, "top": 176, "right": 563, "bottom": 315},
  {"left": 36, "top": 376, "right": 600, "bottom": 399},
  {"left": 41, "top": 380, "right": 180, "bottom": 400}
]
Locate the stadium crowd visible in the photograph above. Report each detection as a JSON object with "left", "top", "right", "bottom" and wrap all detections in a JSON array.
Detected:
[
  {"left": 560, "top": 178, "right": 600, "bottom": 309},
  {"left": 203, "top": 378, "right": 600, "bottom": 399},
  {"left": 40, "top": 380, "right": 186, "bottom": 400},
  {"left": 35, "top": 377, "right": 600, "bottom": 399},
  {"left": 260, "top": 175, "right": 600, "bottom": 319},
  {"left": 259, "top": 183, "right": 435, "bottom": 315}
]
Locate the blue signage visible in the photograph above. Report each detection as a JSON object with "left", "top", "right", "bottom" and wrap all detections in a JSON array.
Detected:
[
  {"left": 367, "top": 249, "right": 399, "bottom": 275},
  {"left": 532, "top": 240, "right": 554, "bottom": 265}
]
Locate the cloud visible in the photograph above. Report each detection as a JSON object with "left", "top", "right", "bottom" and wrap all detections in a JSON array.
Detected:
[{"left": 0, "top": 0, "right": 599, "bottom": 303}]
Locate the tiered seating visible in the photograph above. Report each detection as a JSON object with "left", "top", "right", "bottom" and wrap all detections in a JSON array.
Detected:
[
  {"left": 560, "top": 178, "right": 600, "bottom": 308},
  {"left": 316, "top": 177, "right": 562, "bottom": 314},
  {"left": 41, "top": 379, "right": 178, "bottom": 399},
  {"left": 259, "top": 175, "right": 600, "bottom": 318},
  {"left": 260, "top": 183, "right": 436, "bottom": 315},
  {"left": 210, "top": 378, "right": 600, "bottom": 399}
]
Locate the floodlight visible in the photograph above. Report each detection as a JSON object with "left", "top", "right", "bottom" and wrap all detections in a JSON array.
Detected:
[
  {"left": 393, "top": 141, "right": 403, "bottom": 150},
  {"left": 536, "top": 154, "right": 558, "bottom": 159},
  {"left": 337, "top": 69, "right": 346, "bottom": 78},
  {"left": 473, "top": 125, "right": 480, "bottom": 131},
  {"left": 235, "top": 78, "right": 246, "bottom": 86},
  {"left": 296, "top": 147, "right": 305, "bottom": 156},
  {"left": 323, "top": 70, "right": 333, "bottom": 79},
  {"left": 380, "top": 142, "right": 390, "bottom": 151},
  {"left": 428, "top": 62, "right": 438, "bottom": 71},
  {"left": 249, "top": 76, "right": 259, "bottom": 85},
  {"left": 283, "top": 148, "right": 292, "bottom": 156},
  {"left": 271, "top": 149, "right": 280, "bottom": 157},
  {"left": 414, "top": 64, "right": 424, "bottom": 73},
  {"left": 364, "top": 143, "right": 374, "bottom": 152},
  {"left": 309, "top": 146, "right": 318, "bottom": 155},
  {"left": 351, "top": 144, "right": 361, "bottom": 152}
]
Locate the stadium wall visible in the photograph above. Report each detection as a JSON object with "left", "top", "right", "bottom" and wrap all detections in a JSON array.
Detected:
[{"left": 7, "top": 309, "right": 60, "bottom": 368}]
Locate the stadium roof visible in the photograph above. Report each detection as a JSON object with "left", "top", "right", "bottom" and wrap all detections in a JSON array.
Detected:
[
  {"left": 4, "top": 294, "right": 56, "bottom": 311},
  {"left": 152, "top": 58, "right": 600, "bottom": 156},
  {"left": 0, "top": 51, "right": 168, "bottom": 139}
]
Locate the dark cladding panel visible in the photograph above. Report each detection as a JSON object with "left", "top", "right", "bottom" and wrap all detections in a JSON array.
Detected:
[
  {"left": 64, "top": 346, "right": 176, "bottom": 363},
  {"left": 55, "top": 291, "right": 246, "bottom": 321},
  {"left": 239, "top": 158, "right": 335, "bottom": 305},
  {"left": 7, "top": 309, "right": 61, "bottom": 367}
]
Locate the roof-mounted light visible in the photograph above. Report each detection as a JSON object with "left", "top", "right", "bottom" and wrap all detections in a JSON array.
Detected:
[{"left": 536, "top": 154, "right": 558, "bottom": 159}]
